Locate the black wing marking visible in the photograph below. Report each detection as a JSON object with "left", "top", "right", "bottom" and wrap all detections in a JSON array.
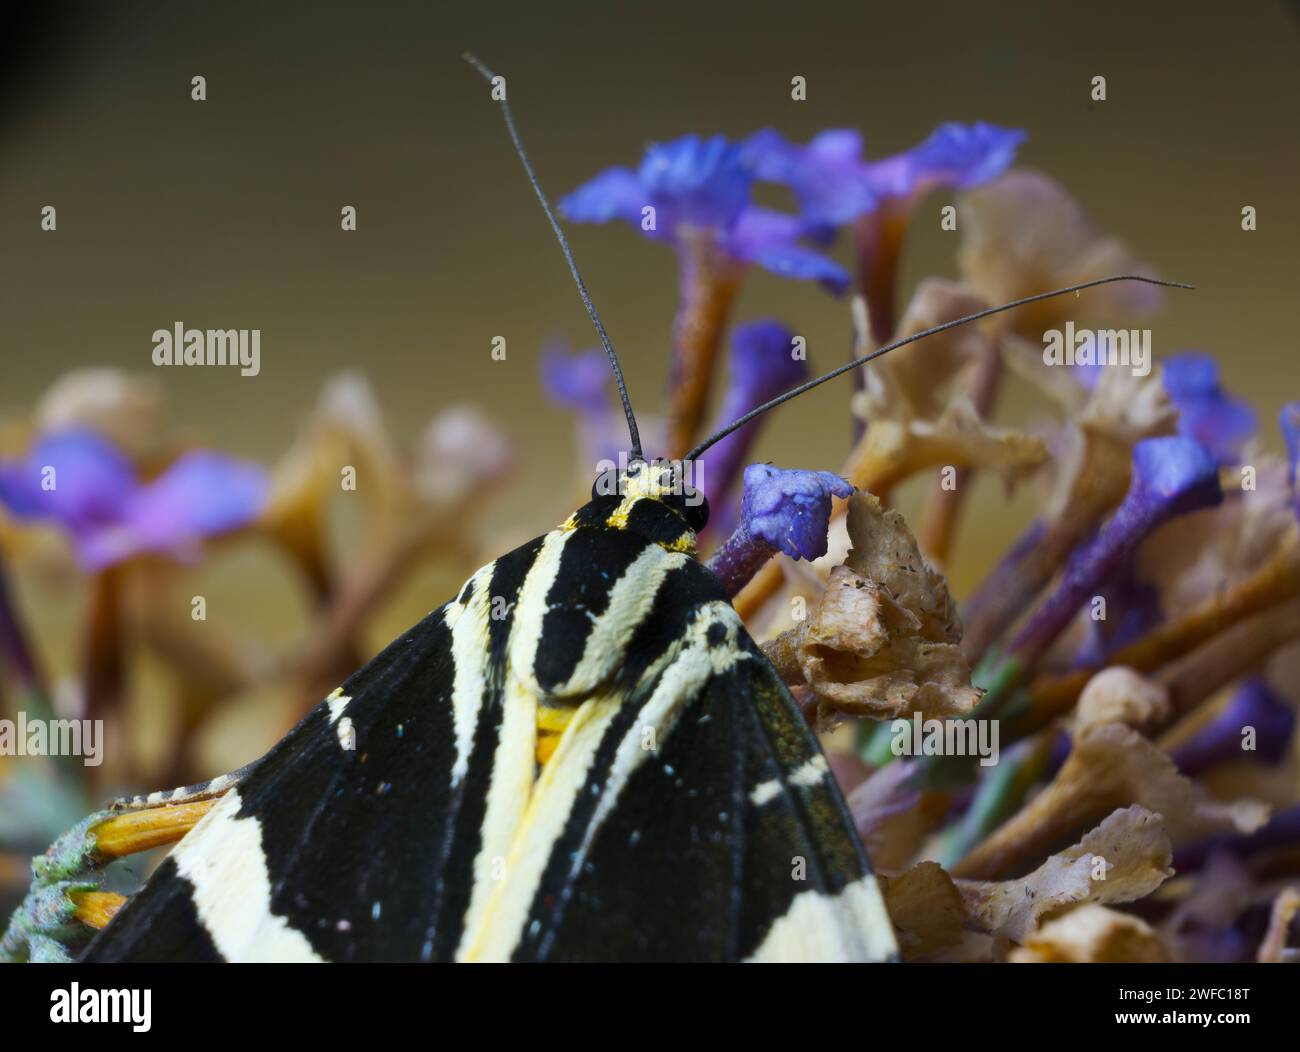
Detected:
[
  {"left": 506, "top": 560, "right": 895, "bottom": 962},
  {"left": 83, "top": 518, "right": 893, "bottom": 962},
  {"left": 84, "top": 535, "right": 545, "bottom": 963}
]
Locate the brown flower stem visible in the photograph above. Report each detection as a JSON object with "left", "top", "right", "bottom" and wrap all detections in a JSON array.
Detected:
[
  {"left": 1161, "top": 598, "right": 1300, "bottom": 728},
  {"left": 0, "top": 553, "right": 46, "bottom": 705},
  {"left": 291, "top": 528, "right": 427, "bottom": 698},
  {"left": 83, "top": 566, "right": 126, "bottom": 772},
  {"left": 850, "top": 207, "right": 908, "bottom": 442},
  {"left": 78, "top": 566, "right": 126, "bottom": 790},
  {"left": 0, "top": 551, "right": 85, "bottom": 784},
  {"left": 949, "top": 767, "right": 1111, "bottom": 880},
  {"left": 916, "top": 339, "right": 1005, "bottom": 565},
  {"left": 732, "top": 557, "right": 784, "bottom": 622},
  {"left": 1013, "top": 540, "right": 1300, "bottom": 737},
  {"left": 665, "top": 232, "right": 742, "bottom": 459},
  {"left": 854, "top": 209, "right": 906, "bottom": 348},
  {"left": 961, "top": 441, "right": 1132, "bottom": 661},
  {"left": 264, "top": 516, "right": 333, "bottom": 605}
]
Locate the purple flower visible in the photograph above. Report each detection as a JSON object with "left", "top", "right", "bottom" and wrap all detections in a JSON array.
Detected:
[
  {"left": 745, "top": 128, "right": 878, "bottom": 228},
  {"left": 1169, "top": 679, "right": 1296, "bottom": 776},
  {"left": 745, "top": 122, "right": 1026, "bottom": 229},
  {"left": 1281, "top": 402, "right": 1300, "bottom": 495},
  {"left": 1129, "top": 434, "right": 1224, "bottom": 517},
  {"left": 540, "top": 344, "right": 611, "bottom": 416},
  {"left": 742, "top": 463, "right": 853, "bottom": 559},
  {"left": 866, "top": 122, "right": 1026, "bottom": 201},
  {"left": 0, "top": 428, "right": 269, "bottom": 571},
  {"left": 1162, "top": 353, "right": 1256, "bottom": 464},
  {"left": 560, "top": 134, "right": 848, "bottom": 292},
  {"left": 1009, "top": 436, "right": 1221, "bottom": 662},
  {"left": 706, "top": 464, "right": 852, "bottom": 596},
  {"left": 701, "top": 321, "right": 809, "bottom": 505},
  {"left": 0, "top": 430, "right": 135, "bottom": 536},
  {"left": 540, "top": 344, "right": 630, "bottom": 466}
]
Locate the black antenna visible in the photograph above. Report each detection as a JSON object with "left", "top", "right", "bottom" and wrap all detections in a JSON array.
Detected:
[
  {"left": 464, "top": 53, "right": 642, "bottom": 460},
  {"left": 684, "top": 274, "right": 1193, "bottom": 462}
]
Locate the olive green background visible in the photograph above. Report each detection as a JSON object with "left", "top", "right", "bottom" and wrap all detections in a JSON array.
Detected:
[{"left": 1, "top": 0, "right": 1296, "bottom": 610}]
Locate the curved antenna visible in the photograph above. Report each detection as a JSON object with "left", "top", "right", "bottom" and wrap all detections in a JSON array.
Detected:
[
  {"left": 684, "top": 274, "right": 1192, "bottom": 462},
  {"left": 464, "top": 53, "right": 642, "bottom": 460}
]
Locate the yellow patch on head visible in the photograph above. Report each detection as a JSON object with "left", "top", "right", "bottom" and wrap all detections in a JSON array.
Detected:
[{"left": 603, "top": 463, "right": 698, "bottom": 552}]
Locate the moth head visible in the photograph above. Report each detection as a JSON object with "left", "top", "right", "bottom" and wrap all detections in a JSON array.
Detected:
[{"left": 591, "top": 456, "right": 710, "bottom": 537}]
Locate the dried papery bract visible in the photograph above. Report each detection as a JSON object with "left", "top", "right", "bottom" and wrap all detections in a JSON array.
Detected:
[
  {"left": 1257, "top": 887, "right": 1300, "bottom": 963},
  {"left": 35, "top": 369, "right": 165, "bottom": 462},
  {"left": 955, "top": 805, "right": 1173, "bottom": 942},
  {"left": 880, "top": 806, "right": 1173, "bottom": 957},
  {"left": 1009, "top": 904, "right": 1175, "bottom": 963},
  {"left": 878, "top": 860, "right": 965, "bottom": 961},
  {"left": 916, "top": 167, "right": 1164, "bottom": 563},
  {"left": 953, "top": 711, "right": 1269, "bottom": 881},
  {"left": 860, "top": 280, "right": 989, "bottom": 421},
  {"left": 1071, "top": 666, "right": 1171, "bottom": 733},
  {"left": 957, "top": 169, "right": 1164, "bottom": 338},
  {"left": 845, "top": 280, "right": 1048, "bottom": 498},
  {"left": 763, "top": 492, "right": 979, "bottom": 722}
]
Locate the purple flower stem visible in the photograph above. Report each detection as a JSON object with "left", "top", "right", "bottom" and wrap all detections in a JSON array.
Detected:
[
  {"left": 1168, "top": 678, "right": 1296, "bottom": 776},
  {"left": 1007, "top": 440, "right": 1221, "bottom": 668},
  {"left": 1172, "top": 803, "right": 1300, "bottom": 874},
  {"left": 706, "top": 524, "right": 776, "bottom": 598}
]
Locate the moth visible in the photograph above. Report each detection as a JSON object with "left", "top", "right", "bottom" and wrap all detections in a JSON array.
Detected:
[{"left": 4, "top": 56, "right": 1181, "bottom": 964}]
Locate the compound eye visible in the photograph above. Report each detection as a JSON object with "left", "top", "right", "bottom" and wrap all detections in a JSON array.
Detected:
[
  {"left": 591, "top": 463, "right": 622, "bottom": 502},
  {"left": 682, "top": 487, "right": 709, "bottom": 533}
]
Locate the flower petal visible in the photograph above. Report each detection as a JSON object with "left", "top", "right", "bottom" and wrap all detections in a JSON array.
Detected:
[
  {"left": 1130, "top": 434, "right": 1222, "bottom": 514},
  {"left": 741, "top": 463, "right": 852, "bottom": 560},
  {"left": 727, "top": 208, "right": 849, "bottom": 292},
  {"left": 557, "top": 166, "right": 646, "bottom": 226},
  {"left": 869, "top": 121, "right": 1026, "bottom": 199},
  {"left": 1282, "top": 402, "right": 1300, "bottom": 489},
  {"left": 745, "top": 127, "right": 876, "bottom": 227},
  {"left": 1162, "top": 352, "right": 1256, "bottom": 464},
  {"left": 540, "top": 345, "right": 612, "bottom": 415},
  {"left": 0, "top": 428, "right": 136, "bottom": 534},
  {"left": 637, "top": 134, "right": 753, "bottom": 230},
  {"left": 79, "top": 451, "right": 269, "bottom": 568}
]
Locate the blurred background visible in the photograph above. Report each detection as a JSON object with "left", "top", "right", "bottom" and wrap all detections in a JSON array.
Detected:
[{"left": 0, "top": 0, "right": 1296, "bottom": 784}]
